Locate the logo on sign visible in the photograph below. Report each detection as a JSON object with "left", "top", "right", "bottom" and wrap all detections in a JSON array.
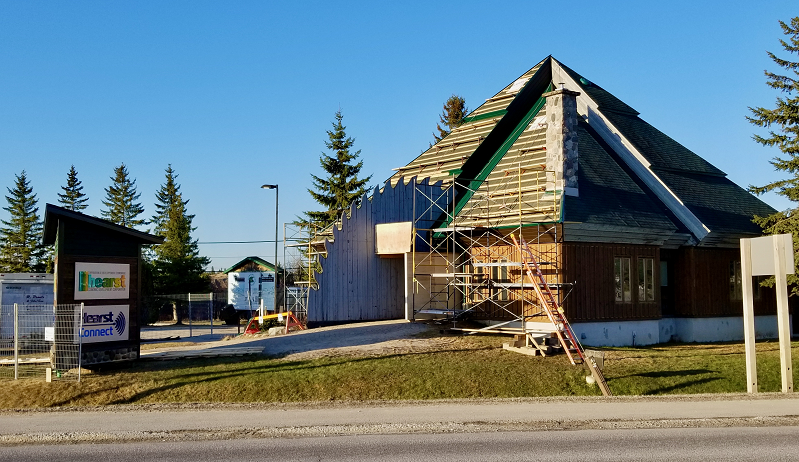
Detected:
[
  {"left": 79, "top": 305, "right": 130, "bottom": 343},
  {"left": 74, "top": 263, "right": 130, "bottom": 300},
  {"left": 78, "top": 272, "right": 126, "bottom": 292}
]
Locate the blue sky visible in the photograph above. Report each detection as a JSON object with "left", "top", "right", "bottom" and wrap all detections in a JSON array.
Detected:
[{"left": 1, "top": 1, "right": 797, "bottom": 270}]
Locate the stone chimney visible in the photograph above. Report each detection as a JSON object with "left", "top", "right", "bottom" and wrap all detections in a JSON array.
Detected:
[{"left": 543, "top": 85, "right": 580, "bottom": 196}]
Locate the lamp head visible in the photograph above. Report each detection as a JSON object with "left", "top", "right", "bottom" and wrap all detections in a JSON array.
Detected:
[{"left": 261, "top": 184, "right": 277, "bottom": 190}]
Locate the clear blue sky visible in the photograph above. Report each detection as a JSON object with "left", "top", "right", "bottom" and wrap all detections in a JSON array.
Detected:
[{"left": 1, "top": 1, "right": 796, "bottom": 270}]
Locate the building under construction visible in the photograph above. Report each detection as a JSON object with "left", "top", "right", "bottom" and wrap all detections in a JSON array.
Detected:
[{"left": 305, "top": 56, "right": 789, "bottom": 346}]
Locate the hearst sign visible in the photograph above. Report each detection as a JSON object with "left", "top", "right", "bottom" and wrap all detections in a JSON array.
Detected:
[{"left": 43, "top": 204, "right": 163, "bottom": 366}]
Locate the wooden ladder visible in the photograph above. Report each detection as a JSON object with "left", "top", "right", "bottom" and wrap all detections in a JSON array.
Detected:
[{"left": 511, "top": 233, "right": 612, "bottom": 396}]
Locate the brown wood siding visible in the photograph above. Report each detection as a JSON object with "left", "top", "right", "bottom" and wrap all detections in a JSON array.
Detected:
[
  {"left": 561, "top": 242, "right": 660, "bottom": 322},
  {"left": 669, "top": 247, "right": 785, "bottom": 318}
]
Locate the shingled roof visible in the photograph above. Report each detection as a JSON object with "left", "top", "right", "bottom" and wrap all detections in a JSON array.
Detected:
[{"left": 390, "top": 56, "right": 775, "bottom": 247}]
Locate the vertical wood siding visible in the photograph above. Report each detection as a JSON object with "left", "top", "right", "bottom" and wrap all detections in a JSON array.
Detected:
[
  {"left": 561, "top": 242, "right": 660, "bottom": 322},
  {"left": 308, "top": 177, "right": 445, "bottom": 323},
  {"left": 669, "top": 247, "right": 787, "bottom": 318},
  {"left": 562, "top": 244, "right": 793, "bottom": 322}
]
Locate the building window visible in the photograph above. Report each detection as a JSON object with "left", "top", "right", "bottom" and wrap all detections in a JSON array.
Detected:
[
  {"left": 638, "top": 257, "right": 655, "bottom": 302},
  {"left": 614, "top": 257, "right": 632, "bottom": 302},
  {"left": 730, "top": 261, "right": 762, "bottom": 300},
  {"left": 730, "top": 261, "right": 742, "bottom": 300},
  {"left": 492, "top": 259, "right": 509, "bottom": 301}
]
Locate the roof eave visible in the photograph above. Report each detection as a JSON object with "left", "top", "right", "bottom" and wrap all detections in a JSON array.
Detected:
[{"left": 42, "top": 203, "right": 164, "bottom": 246}]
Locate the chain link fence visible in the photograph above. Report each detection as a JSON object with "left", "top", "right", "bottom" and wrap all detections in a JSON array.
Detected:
[
  {"left": 0, "top": 303, "right": 83, "bottom": 382},
  {"left": 143, "top": 293, "right": 230, "bottom": 337}
]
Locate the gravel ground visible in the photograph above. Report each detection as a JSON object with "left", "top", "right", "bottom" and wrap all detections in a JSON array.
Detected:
[{"left": 141, "top": 319, "right": 463, "bottom": 360}]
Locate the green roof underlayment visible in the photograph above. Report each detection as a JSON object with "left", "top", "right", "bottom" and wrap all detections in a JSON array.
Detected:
[{"left": 441, "top": 59, "right": 554, "bottom": 230}]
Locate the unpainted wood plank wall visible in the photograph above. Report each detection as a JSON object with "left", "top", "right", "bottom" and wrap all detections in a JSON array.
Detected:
[
  {"left": 412, "top": 253, "right": 457, "bottom": 311},
  {"left": 308, "top": 177, "right": 446, "bottom": 323}
]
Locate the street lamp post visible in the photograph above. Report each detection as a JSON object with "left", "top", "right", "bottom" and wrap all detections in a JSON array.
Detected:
[{"left": 261, "top": 184, "right": 279, "bottom": 314}]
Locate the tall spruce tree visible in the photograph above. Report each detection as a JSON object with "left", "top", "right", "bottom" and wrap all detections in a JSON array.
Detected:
[
  {"left": 57, "top": 165, "right": 89, "bottom": 211},
  {"left": 305, "top": 110, "right": 372, "bottom": 227},
  {"left": 0, "top": 171, "right": 46, "bottom": 272},
  {"left": 101, "top": 163, "right": 146, "bottom": 229},
  {"left": 151, "top": 164, "right": 186, "bottom": 236},
  {"left": 151, "top": 166, "right": 209, "bottom": 294},
  {"left": 433, "top": 95, "right": 468, "bottom": 143},
  {"left": 748, "top": 16, "right": 799, "bottom": 293}
]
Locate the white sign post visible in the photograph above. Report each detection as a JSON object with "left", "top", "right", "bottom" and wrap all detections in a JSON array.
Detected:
[{"left": 741, "top": 233, "right": 794, "bottom": 393}]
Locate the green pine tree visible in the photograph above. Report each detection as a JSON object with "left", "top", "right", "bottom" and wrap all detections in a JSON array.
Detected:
[
  {"left": 305, "top": 110, "right": 372, "bottom": 227},
  {"left": 748, "top": 17, "right": 799, "bottom": 293},
  {"left": 151, "top": 166, "right": 210, "bottom": 295},
  {"left": 57, "top": 165, "right": 89, "bottom": 212},
  {"left": 0, "top": 171, "right": 46, "bottom": 272},
  {"left": 101, "top": 163, "right": 146, "bottom": 229},
  {"left": 433, "top": 95, "right": 468, "bottom": 143},
  {"left": 151, "top": 164, "right": 186, "bottom": 236}
]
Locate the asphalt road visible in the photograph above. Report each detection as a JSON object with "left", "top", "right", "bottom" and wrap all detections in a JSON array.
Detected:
[
  {"left": 2, "top": 395, "right": 799, "bottom": 445},
  {"left": 2, "top": 427, "right": 799, "bottom": 461}
]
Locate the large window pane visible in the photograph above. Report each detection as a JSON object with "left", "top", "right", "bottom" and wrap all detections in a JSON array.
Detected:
[
  {"left": 638, "top": 259, "right": 646, "bottom": 301},
  {"left": 615, "top": 257, "right": 631, "bottom": 303},
  {"left": 622, "top": 258, "right": 631, "bottom": 302},
  {"left": 730, "top": 261, "right": 742, "bottom": 301},
  {"left": 637, "top": 257, "right": 655, "bottom": 302}
]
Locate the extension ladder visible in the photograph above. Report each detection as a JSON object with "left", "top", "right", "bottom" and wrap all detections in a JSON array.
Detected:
[{"left": 511, "top": 233, "right": 612, "bottom": 396}]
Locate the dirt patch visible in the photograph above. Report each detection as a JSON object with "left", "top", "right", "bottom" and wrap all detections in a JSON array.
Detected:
[
  {"left": 141, "top": 320, "right": 497, "bottom": 361},
  {"left": 279, "top": 334, "right": 460, "bottom": 361}
]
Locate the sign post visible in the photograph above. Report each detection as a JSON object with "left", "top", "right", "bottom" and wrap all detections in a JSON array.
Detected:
[
  {"left": 740, "top": 239, "right": 757, "bottom": 393},
  {"left": 741, "top": 233, "right": 794, "bottom": 393}
]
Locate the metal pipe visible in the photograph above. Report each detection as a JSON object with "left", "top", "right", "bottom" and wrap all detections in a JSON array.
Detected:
[
  {"left": 188, "top": 293, "right": 192, "bottom": 338},
  {"left": 14, "top": 303, "right": 18, "bottom": 380},
  {"left": 261, "top": 184, "right": 279, "bottom": 313},
  {"left": 78, "top": 303, "right": 83, "bottom": 382}
]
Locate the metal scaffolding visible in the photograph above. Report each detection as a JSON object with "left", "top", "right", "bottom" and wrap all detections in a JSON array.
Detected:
[
  {"left": 411, "top": 165, "right": 567, "bottom": 335},
  {"left": 283, "top": 222, "right": 331, "bottom": 321}
]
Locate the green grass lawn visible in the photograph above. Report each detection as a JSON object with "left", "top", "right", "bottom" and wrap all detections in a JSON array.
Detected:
[{"left": 1, "top": 336, "right": 797, "bottom": 408}]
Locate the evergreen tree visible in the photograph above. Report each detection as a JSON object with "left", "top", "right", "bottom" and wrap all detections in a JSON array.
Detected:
[
  {"left": 0, "top": 171, "right": 46, "bottom": 272},
  {"left": 101, "top": 163, "right": 146, "bottom": 229},
  {"left": 433, "top": 95, "right": 468, "bottom": 143},
  {"left": 57, "top": 165, "right": 89, "bottom": 211},
  {"left": 151, "top": 164, "right": 186, "bottom": 236},
  {"left": 748, "top": 17, "right": 799, "bottom": 293},
  {"left": 305, "top": 110, "right": 372, "bottom": 227},
  {"left": 151, "top": 166, "right": 210, "bottom": 294}
]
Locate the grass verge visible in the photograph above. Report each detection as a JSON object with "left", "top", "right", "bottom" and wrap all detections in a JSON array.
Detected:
[{"left": 1, "top": 337, "right": 798, "bottom": 408}]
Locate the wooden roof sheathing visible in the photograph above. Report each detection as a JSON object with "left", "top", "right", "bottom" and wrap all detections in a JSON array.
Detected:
[
  {"left": 389, "top": 60, "right": 547, "bottom": 187},
  {"left": 387, "top": 56, "right": 776, "bottom": 246},
  {"left": 456, "top": 103, "right": 563, "bottom": 229}
]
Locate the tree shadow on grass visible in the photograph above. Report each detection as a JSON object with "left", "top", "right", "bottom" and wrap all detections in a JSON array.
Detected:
[
  {"left": 106, "top": 347, "right": 490, "bottom": 405},
  {"left": 611, "top": 369, "right": 715, "bottom": 380},
  {"left": 642, "top": 377, "right": 722, "bottom": 395}
]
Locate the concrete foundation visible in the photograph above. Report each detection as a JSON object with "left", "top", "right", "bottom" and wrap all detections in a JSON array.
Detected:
[
  {"left": 482, "top": 315, "right": 788, "bottom": 346},
  {"left": 572, "top": 315, "right": 786, "bottom": 347}
]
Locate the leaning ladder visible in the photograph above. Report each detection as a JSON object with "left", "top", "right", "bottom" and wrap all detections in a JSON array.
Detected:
[{"left": 510, "top": 233, "right": 612, "bottom": 396}]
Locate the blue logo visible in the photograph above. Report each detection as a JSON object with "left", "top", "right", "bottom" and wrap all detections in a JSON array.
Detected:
[
  {"left": 114, "top": 311, "right": 126, "bottom": 336},
  {"left": 81, "top": 310, "right": 127, "bottom": 339}
]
